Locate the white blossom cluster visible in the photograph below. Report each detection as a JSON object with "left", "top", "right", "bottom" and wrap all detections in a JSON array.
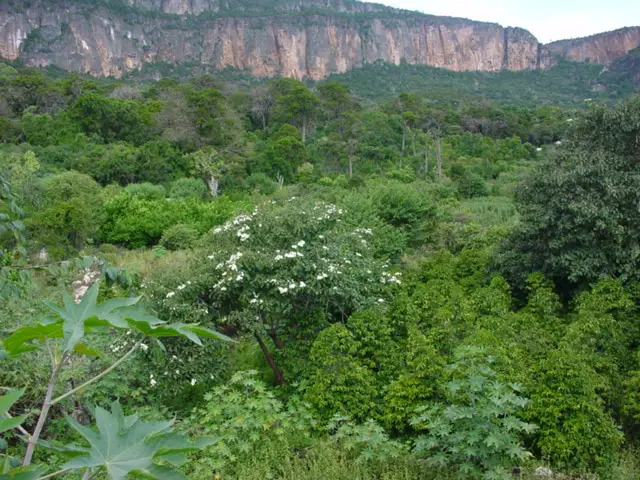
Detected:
[
  {"left": 212, "top": 252, "right": 245, "bottom": 291},
  {"left": 311, "top": 202, "right": 343, "bottom": 221},
  {"left": 212, "top": 211, "right": 255, "bottom": 235},
  {"left": 277, "top": 281, "right": 308, "bottom": 295},
  {"left": 380, "top": 271, "right": 402, "bottom": 285}
]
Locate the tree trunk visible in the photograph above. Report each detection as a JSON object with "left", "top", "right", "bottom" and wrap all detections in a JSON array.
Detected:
[
  {"left": 401, "top": 124, "right": 406, "bottom": 155},
  {"left": 436, "top": 137, "right": 442, "bottom": 180},
  {"left": 348, "top": 156, "right": 353, "bottom": 178},
  {"left": 255, "top": 334, "right": 284, "bottom": 386},
  {"left": 206, "top": 175, "right": 219, "bottom": 197},
  {"left": 302, "top": 118, "right": 307, "bottom": 143},
  {"left": 424, "top": 137, "right": 430, "bottom": 174},
  {"left": 268, "top": 329, "right": 285, "bottom": 350},
  {"left": 412, "top": 131, "right": 416, "bottom": 157}
]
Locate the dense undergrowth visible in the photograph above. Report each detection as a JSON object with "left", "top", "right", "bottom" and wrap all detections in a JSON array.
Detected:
[{"left": 1, "top": 60, "right": 640, "bottom": 479}]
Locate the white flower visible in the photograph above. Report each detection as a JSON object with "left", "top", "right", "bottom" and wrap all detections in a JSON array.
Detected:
[
  {"left": 250, "top": 298, "right": 258, "bottom": 304},
  {"left": 278, "top": 287, "right": 289, "bottom": 294},
  {"left": 356, "top": 253, "right": 362, "bottom": 257},
  {"left": 318, "top": 235, "right": 325, "bottom": 239},
  {"left": 140, "top": 343, "right": 149, "bottom": 352},
  {"left": 175, "top": 369, "right": 180, "bottom": 374},
  {"left": 177, "top": 284, "right": 186, "bottom": 290},
  {"left": 275, "top": 255, "right": 284, "bottom": 261},
  {"left": 150, "top": 378, "right": 157, "bottom": 387},
  {"left": 297, "top": 240, "right": 306, "bottom": 247},
  {"left": 299, "top": 281, "right": 307, "bottom": 288},
  {"left": 191, "top": 378, "right": 197, "bottom": 386},
  {"left": 166, "top": 291, "right": 175, "bottom": 299},
  {"left": 289, "top": 283, "right": 297, "bottom": 290},
  {"left": 221, "top": 287, "right": 227, "bottom": 292},
  {"left": 378, "top": 299, "right": 385, "bottom": 303},
  {"left": 208, "top": 254, "right": 215, "bottom": 260}
]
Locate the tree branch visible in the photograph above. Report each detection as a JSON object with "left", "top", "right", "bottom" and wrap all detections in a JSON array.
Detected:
[
  {"left": 36, "top": 469, "right": 70, "bottom": 480},
  {"left": 51, "top": 341, "right": 142, "bottom": 406}
]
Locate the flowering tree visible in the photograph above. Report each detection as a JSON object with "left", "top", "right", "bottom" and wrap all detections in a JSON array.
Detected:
[{"left": 167, "top": 198, "right": 400, "bottom": 385}]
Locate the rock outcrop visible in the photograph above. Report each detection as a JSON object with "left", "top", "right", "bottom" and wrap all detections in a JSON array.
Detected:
[
  {"left": 0, "top": 0, "right": 637, "bottom": 80},
  {"left": 547, "top": 27, "right": 640, "bottom": 66}
]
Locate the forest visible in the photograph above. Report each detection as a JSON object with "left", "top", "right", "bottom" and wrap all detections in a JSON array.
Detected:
[{"left": 1, "top": 59, "right": 640, "bottom": 479}]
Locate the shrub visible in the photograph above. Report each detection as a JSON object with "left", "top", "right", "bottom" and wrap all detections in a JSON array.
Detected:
[
  {"left": 99, "top": 194, "right": 251, "bottom": 248},
  {"left": 245, "top": 172, "right": 278, "bottom": 195},
  {"left": 456, "top": 172, "right": 489, "bottom": 199},
  {"left": 411, "top": 346, "right": 537, "bottom": 479},
  {"left": 526, "top": 348, "right": 622, "bottom": 473},
  {"left": 30, "top": 171, "right": 104, "bottom": 254},
  {"left": 187, "top": 371, "right": 316, "bottom": 477},
  {"left": 160, "top": 223, "right": 200, "bottom": 251},
  {"left": 316, "top": 176, "right": 336, "bottom": 186},
  {"left": 124, "top": 182, "right": 166, "bottom": 200},
  {"left": 169, "top": 177, "right": 207, "bottom": 200},
  {"left": 386, "top": 168, "right": 416, "bottom": 183},
  {"left": 304, "top": 324, "right": 380, "bottom": 422},
  {"left": 371, "top": 182, "right": 436, "bottom": 246}
]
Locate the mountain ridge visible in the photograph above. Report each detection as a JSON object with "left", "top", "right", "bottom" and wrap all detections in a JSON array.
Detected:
[{"left": 0, "top": 0, "right": 638, "bottom": 80}]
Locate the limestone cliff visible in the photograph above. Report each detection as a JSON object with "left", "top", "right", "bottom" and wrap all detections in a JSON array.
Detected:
[
  {"left": 547, "top": 27, "right": 640, "bottom": 66},
  {"left": 0, "top": 0, "right": 637, "bottom": 80}
]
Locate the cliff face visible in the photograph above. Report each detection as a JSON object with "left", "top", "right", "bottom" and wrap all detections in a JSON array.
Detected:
[
  {"left": 0, "top": 0, "right": 637, "bottom": 80},
  {"left": 547, "top": 27, "right": 640, "bottom": 66}
]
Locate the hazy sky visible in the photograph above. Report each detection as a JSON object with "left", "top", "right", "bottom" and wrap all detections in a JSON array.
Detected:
[{"left": 377, "top": 0, "right": 640, "bottom": 43}]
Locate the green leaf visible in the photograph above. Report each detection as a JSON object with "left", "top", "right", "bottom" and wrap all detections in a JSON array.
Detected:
[
  {"left": 125, "top": 319, "right": 234, "bottom": 344},
  {"left": 0, "top": 466, "right": 47, "bottom": 480},
  {"left": 73, "top": 343, "right": 104, "bottom": 357},
  {"left": 0, "top": 388, "right": 25, "bottom": 416},
  {"left": 2, "top": 324, "right": 63, "bottom": 356},
  {"left": 4, "top": 283, "right": 231, "bottom": 357},
  {"left": 58, "top": 402, "right": 216, "bottom": 480}
]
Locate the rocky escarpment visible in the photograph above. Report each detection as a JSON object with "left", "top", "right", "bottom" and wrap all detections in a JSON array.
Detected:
[
  {"left": 0, "top": 0, "right": 637, "bottom": 80},
  {"left": 547, "top": 27, "right": 640, "bottom": 66}
]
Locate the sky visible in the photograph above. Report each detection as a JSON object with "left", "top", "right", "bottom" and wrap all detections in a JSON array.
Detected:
[{"left": 376, "top": 0, "right": 640, "bottom": 43}]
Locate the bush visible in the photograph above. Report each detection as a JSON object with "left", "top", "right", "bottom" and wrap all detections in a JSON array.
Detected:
[
  {"left": 124, "top": 182, "right": 166, "bottom": 200},
  {"left": 371, "top": 182, "right": 437, "bottom": 246},
  {"left": 245, "top": 172, "right": 278, "bottom": 195},
  {"left": 160, "top": 223, "right": 200, "bottom": 251},
  {"left": 387, "top": 168, "right": 416, "bottom": 183},
  {"left": 526, "top": 348, "right": 622, "bottom": 473},
  {"left": 187, "top": 371, "right": 316, "bottom": 477},
  {"left": 30, "top": 171, "right": 104, "bottom": 254},
  {"left": 99, "top": 194, "right": 251, "bottom": 248},
  {"left": 169, "top": 177, "right": 207, "bottom": 200},
  {"left": 411, "top": 346, "right": 537, "bottom": 479},
  {"left": 456, "top": 172, "right": 489, "bottom": 199}
]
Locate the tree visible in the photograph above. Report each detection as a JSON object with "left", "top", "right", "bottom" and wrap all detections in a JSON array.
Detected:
[
  {"left": 70, "top": 93, "right": 159, "bottom": 145},
  {"left": 317, "top": 82, "right": 354, "bottom": 122},
  {"left": 387, "top": 93, "right": 422, "bottom": 157},
  {"left": 497, "top": 97, "right": 640, "bottom": 294},
  {"left": 250, "top": 84, "right": 276, "bottom": 132},
  {"left": 273, "top": 79, "right": 319, "bottom": 143},
  {"left": 187, "top": 147, "right": 225, "bottom": 197},
  {"left": 31, "top": 171, "right": 104, "bottom": 254},
  {"left": 175, "top": 199, "right": 392, "bottom": 385}
]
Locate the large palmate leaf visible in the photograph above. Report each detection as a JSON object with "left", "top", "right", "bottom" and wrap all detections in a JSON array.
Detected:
[
  {"left": 2, "top": 283, "right": 232, "bottom": 356},
  {"left": 46, "top": 402, "right": 217, "bottom": 480}
]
